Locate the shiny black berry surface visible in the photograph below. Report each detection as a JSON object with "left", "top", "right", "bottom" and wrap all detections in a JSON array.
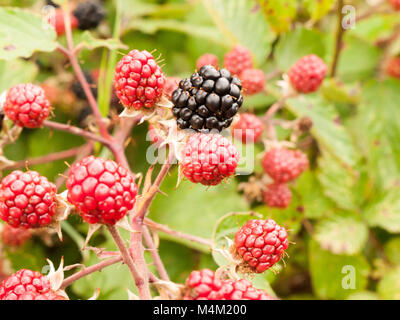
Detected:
[{"left": 171, "top": 65, "right": 243, "bottom": 132}]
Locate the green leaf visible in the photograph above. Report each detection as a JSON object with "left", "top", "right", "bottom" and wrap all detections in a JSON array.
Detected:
[
  {"left": 317, "top": 149, "right": 358, "bottom": 211},
  {"left": 0, "top": 7, "right": 57, "bottom": 60},
  {"left": 314, "top": 214, "right": 368, "bottom": 255},
  {"left": 337, "top": 34, "right": 381, "bottom": 83},
  {"left": 321, "top": 78, "right": 360, "bottom": 105},
  {"left": 74, "top": 31, "right": 128, "bottom": 51},
  {"left": 384, "top": 237, "right": 400, "bottom": 265},
  {"left": 148, "top": 168, "right": 249, "bottom": 252},
  {"left": 0, "top": 59, "right": 37, "bottom": 92},
  {"left": 309, "top": 240, "right": 370, "bottom": 299},
  {"left": 349, "top": 79, "right": 400, "bottom": 191},
  {"left": 295, "top": 171, "right": 336, "bottom": 219},
  {"left": 364, "top": 188, "right": 400, "bottom": 233},
  {"left": 286, "top": 94, "right": 358, "bottom": 167},
  {"left": 202, "top": 0, "right": 273, "bottom": 64},
  {"left": 377, "top": 267, "right": 400, "bottom": 300},
  {"left": 275, "top": 28, "right": 326, "bottom": 70},
  {"left": 303, "top": 0, "right": 335, "bottom": 22},
  {"left": 257, "top": 0, "right": 297, "bottom": 34}
]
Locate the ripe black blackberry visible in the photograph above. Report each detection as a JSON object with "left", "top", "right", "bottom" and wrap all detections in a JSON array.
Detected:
[
  {"left": 71, "top": 71, "right": 97, "bottom": 100},
  {"left": 171, "top": 65, "right": 243, "bottom": 132},
  {"left": 45, "top": 0, "right": 60, "bottom": 8},
  {"left": 72, "top": 1, "right": 105, "bottom": 31}
]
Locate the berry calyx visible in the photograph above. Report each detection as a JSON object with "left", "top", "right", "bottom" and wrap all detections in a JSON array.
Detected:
[
  {"left": 172, "top": 65, "right": 243, "bottom": 132},
  {"left": 113, "top": 49, "right": 165, "bottom": 110},
  {"left": 1, "top": 224, "right": 31, "bottom": 247},
  {"left": 224, "top": 45, "right": 253, "bottom": 76},
  {"left": 233, "top": 113, "right": 264, "bottom": 143},
  {"left": 196, "top": 53, "right": 219, "bottom": 70},
  {"left": 0, "top": 170, "right": 57, "bottom": 229},
  {"left": 387, "top": 57, "right": 400, "bottom": 78},
  {"left": 0, "top": 269, "right": 51, "bottom": 300},
  {"left": 180, "top": 133, "right": 239, "bottom": 186},
  {"left": 3, "top": 83, "right": 51, "bottom": 128},
  {"left": 241, "top": 69, "right": 265, "bottom": 95},
  {"left": 66, "top": 156, "right": 138, "bottom": 225},
  {"left": 288, "top": 54, "right": 327, "bottom": 93},
  {"left": 263, "top": 183, "right": 292, "bottom": 209},
  {"left": 183, "top": 269, "right": 222, "bottom": 300},
  {"left": 234, "top": 219, "right": 289, "bottom": 273},
  {"left": 72, "top": 1, "right": 105, "bottom": 30},
  {"left": 262, "top": 147, "right": 309, "bottom": 183}
]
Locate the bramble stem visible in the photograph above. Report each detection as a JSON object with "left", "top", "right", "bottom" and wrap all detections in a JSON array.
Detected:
[{"left": 107, "top": 225, "right": 151, "bottom": 299}]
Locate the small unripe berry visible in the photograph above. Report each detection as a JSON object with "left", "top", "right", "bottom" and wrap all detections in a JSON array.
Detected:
[
  {"left": 234, "top": 219, "right": 289, "bottom": 273},
  {"left": 387, "top": 57, "right": 400, "bottom": 78},
  {"left": 288, "top": 54, "right": 327, "bottom": 93},
  {"left": 224, "top": 45, "right": 253, "bottom": 76},
  {"left": 263, "top": 183, "right": 292, "bottom": 208},
  {"left": 233, "top": 113, "right": 264, "bottom": 143},
  {"left": 3, "top": 84, "right": 51, "bottom": 128},
  {"left": 196, "top": 53, "right": 219, "bottom": 70},
  {"left": 241, "top": 69, "right": 265, "bottom": 95}
]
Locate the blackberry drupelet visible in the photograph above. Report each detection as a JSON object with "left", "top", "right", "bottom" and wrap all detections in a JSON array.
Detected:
[
  {"left": 72, "top": 1, "right": 105, "bottom": 31},
  {"left": 171, "top": 65, "right": 243, "bottom": 132}
]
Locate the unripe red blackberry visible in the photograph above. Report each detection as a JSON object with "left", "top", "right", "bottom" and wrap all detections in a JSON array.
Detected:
[
  {"left": 262, "top": 147, "right": 309, "bottom": 183},
  {"left": 18, "top": 290, "right": 66, "bottom": 300},
  {"left": 66, "top": 156, "right": 138, "bottom": 225},
  {"left": 180, "top": 133, "right": 239, "bottom": 186},
  {"left": 233, "top": 113, "right": 264, "bottom": 143},
  {"left": 387, "top": 57, "right": 400, "bottom": 78},
  {"left": 263, "top": 183, "right": 292, "bottom": 209},
  {"left": 196, "top": 53, "right": 219, "bottom": 70},
  {"left": 3, "top": 83, "right": 51, "bottom": 128},
  {"left": 390, "top": 0, "right": 400, "bottom": 10},
  {"left": 0, "top": 170, "right": 57, "bottom": 229},
  {"left": 241, "top": 69, "right": 265, "bottom": 95},
  {"left": 172, "top": 65, "right": 243, "bottom": 132},
  {"left": 72, "top": 1, "right": 105, "bottom": 30},
  {"left": 234, "top": 219, "right": 289, "bottom": 273},
  {"left": 1, "top": 224, "right": 31, "bottom": 247},
  {"left": 224, "top": 45, "right": 253, "bottom": 76},
  {"left": 113, "top": 49, "right": 165, "bottom": 110},
  {"left": 183, "top": 269, "right": 222, "bottom": 300},
  {"left": 220, "top": 279, "right": 275, "bottom": 300},
  {"left": 46, "top": 9, "right": 78, "bottom": 36},
  {"left": 163, "top": 76, "right": 179, "bottom": 99},
  {"left": 0, "top": 269, "right": 51, "bottom": 300},
  {"left": 288, "top": 54, "right": 327, "bottom": 93}
]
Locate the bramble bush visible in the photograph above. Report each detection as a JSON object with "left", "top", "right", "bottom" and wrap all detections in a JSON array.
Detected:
[{"left": 0, "top": 0, "right": 399, "bottom": 300}]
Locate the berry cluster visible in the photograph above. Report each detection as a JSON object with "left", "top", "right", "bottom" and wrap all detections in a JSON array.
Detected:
[
  {"left": 196, "top": 53, "right": 219, "bottom": 70},
  {"left": 0, "top": 170, "right": 57, "bottom": 229},
  {"left": 172, "top": 65, "right": 243, "bottom": 132},
  {"left": 3, "top": 83, "right": 51, "bottom": 128},
  {"left": 261, "top": 147, "right": 308, "bottom": 208},
  {"left": 66, "top": 156, "right": 138, "bottom": 225},
  {"left": 114, "top": 50, "right": 165, "bottom": 110},
  {"left": 183, "top": 269, "right": 274, "bottom": 300},
  {"left": 0, "top": 269, "right": 62, "bottom": 300},
  {"left": 288, "top": 54, "right": 327, "bottom": 93},
  {"left": 233, "top": 113, "right": 264, "bottom": 143},
  {"left": 234, "top": 219, "right": 289, "bottom": 273},
  {"left": 180, "top": 133, "right": 239, "bottom": 186}
]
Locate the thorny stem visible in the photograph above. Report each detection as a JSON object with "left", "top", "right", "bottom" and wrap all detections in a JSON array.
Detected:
[
  {"left": 263, "top": 94, "right": 290, "bottom": 141},
  {"left": 5, "top": 145, "right": 87, "bottom": 170},
  {"left": 142, "top": 226, "right": 170, "bottom": 281},
  {"left": 107, "top": 225, "right": 151, "bottom": 299},
  {"left": 61, "top": 255, "right": 122, "bottom": 290},
  {"left": 144, "top": 218, "right": 213, "bottom": 248},
  {"left": 330, "top": 0, "right": 345, "bottom": 77},
  {"left": 62, "top": 6, "right": 110, "bottom": 140}
]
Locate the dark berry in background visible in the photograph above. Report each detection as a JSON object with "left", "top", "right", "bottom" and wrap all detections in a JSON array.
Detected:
[
  {"left": 171, "top": 65, "right": 243, "bottom": 132},
  {"left": 45, "top": 0, "right": 60, "bottom": 8},
  {"left": 71, "top": 71, "right": 97, "bottom": 100},
  {"left": 72, "top": 1, "right": 105, "bottom": 31}
]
